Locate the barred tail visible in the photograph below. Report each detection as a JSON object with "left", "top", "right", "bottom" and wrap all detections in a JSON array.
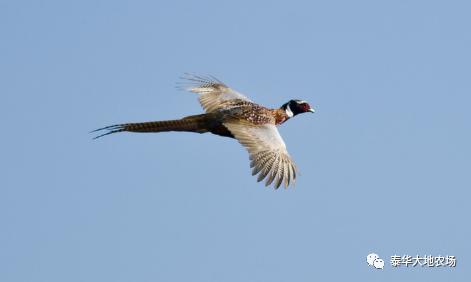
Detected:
[{"left": 91, "top": 114, "right": 210, "bottom": 139}]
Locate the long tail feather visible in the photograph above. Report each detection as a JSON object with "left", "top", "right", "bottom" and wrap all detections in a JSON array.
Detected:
[{"left": 92, "top": 114, "right": 210, "bottom": 139}]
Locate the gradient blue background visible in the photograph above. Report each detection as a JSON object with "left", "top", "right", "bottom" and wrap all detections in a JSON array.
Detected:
[{"left": 1, "top": 1, "right": 470, "bottom": 281}]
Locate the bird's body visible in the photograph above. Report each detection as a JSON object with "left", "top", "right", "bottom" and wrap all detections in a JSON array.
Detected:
[{"left": 93, "top": 74, "right": 315, "bottom": 189}]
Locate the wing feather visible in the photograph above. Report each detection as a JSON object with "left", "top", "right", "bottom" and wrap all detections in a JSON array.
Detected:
[
  {"left": 275, "top": 158, "right": 285, "bottom": 189},
  {"left": 224, "top": 123, "right": 297, "bottom": 189},
  {"left": 179, "top": 73, "right": 252, "bottom": 112}
]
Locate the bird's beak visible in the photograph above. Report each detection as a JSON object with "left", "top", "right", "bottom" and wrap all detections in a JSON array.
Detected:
[{"left": 308, "top": 108, "right": 315, "bottom": 113}]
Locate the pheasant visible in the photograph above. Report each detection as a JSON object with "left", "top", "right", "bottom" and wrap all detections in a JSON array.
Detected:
[{"left": 92, "top": 74, "right": 315, "bottom": 189}]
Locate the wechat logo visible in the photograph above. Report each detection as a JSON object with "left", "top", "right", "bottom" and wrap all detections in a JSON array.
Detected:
[{"left": 367, "top": 253, "right": 384, "bottom": 269}]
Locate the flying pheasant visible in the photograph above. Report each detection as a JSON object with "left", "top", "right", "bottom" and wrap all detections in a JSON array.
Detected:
[{"left": 92, "top": 74, "right": 315, "bottom": 189}]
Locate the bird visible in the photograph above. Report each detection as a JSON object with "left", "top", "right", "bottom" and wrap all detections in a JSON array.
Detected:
[{"left": 92, "top": 74, "right": 315, "bottom": 189}]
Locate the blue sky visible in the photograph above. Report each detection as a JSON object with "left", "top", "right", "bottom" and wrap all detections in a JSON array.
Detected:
[{"left": 1, "top": 0, "right": 470, "bottom": 281}]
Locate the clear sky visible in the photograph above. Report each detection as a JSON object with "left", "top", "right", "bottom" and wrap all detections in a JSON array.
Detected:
[{"left": 1, "top": 0, "right": 470, "bottom": 281}]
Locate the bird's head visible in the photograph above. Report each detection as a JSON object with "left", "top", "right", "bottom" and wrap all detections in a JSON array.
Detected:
[{"left": 281, "top": 99, "right": 315, "bottom": 118}]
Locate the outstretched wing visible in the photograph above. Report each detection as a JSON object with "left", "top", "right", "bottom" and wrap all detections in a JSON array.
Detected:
[
  {"left": 179, "top": 74, "right": 252, "bottom": 113},
  {"left": 223, "top": 122, "right": 297, "bottom": 189}
]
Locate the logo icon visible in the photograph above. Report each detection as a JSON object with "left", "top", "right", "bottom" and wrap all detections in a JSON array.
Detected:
[{"left": 367, "top": 253, "right": 384, "bottom": 269}]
